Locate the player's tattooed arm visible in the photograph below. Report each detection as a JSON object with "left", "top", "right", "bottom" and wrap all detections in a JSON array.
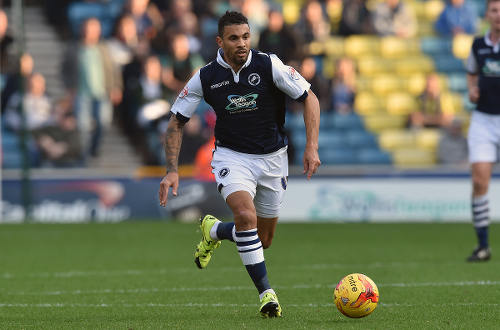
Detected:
[{"left": 164, "top": 116, "right": 185, "bottom": 173}]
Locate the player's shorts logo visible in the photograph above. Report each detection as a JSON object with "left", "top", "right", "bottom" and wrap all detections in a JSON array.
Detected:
[
  {"left": 219, "top": 168, "right": 230, "bottom": 178},
  {"left": 248, "top": 73, "right": 261, "bottom": 86},
  {"left": 281, "top": 176, "right": 287, "bottom": 190}
]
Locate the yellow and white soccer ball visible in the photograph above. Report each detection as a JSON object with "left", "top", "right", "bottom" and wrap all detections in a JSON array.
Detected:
[{"left": 333, "top": 273, "right": 379, "bottom": 318}]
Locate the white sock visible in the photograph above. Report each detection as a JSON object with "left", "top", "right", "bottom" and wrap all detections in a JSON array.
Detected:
[
  {"left": 259, "top": 288, "right": 276, "bottom": 300},
  {"left": 209, "top": 220, "right": 221, "bottom": 240}
]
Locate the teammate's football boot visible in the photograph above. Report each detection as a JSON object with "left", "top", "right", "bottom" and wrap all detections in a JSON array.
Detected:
[
  {"left": 194, "top": 215, "right": 221, "bottom": 269},
  {"left": 259, "top": 292, "right": 282, "bottom": 318},
  {"left": 466, "top": 246, "right": 491, "bottom": 262}
]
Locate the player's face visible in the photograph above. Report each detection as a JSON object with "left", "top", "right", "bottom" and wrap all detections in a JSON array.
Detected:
[
  {"left": 216, "top": 24, "right": 251, "bottom": 68},
  {"left": 486, "top": 1, "right": 500, "bottom": 32}
]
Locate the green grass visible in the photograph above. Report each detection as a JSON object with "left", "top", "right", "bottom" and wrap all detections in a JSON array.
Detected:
[{"left": 0, "top": 222, "right": 498, "bottom": 329}]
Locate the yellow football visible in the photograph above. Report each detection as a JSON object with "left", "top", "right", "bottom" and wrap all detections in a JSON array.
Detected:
[{"left": 333, "top": 273, "right": 379, "bottom": 318}]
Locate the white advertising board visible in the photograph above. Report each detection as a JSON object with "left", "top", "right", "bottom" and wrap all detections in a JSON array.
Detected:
[{"left": 281, "top": 177, "right": 500, "bottom": 222}]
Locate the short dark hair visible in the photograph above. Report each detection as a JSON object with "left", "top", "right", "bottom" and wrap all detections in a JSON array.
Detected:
[{"left": 218, "top": 11, "right": 249, "bottom": 37}]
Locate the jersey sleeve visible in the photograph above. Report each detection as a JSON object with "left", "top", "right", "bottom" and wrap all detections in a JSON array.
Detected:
[
  {"left": 269, "top": 54, "right": 311, "bottom": 101},
  {"left": 466, "top": 45, "right": 478, "bottom": 74},
  {"left": 170, "top": 70, "right": 203, "bottom": 122}
]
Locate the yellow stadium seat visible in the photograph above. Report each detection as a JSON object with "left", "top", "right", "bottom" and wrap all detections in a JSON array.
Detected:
[
  {"left": 440, "top": 92, "right": 463, "bottom": 116},
  {"left": 354, "top": 92, "right": 385, "bottom": 115},
  {"left": 357, "top": 57, "right": 392, "bottom": 76},
  {"left": 378, "top": 129, "right": 416, "bottom": 151},
  {"left": 415, "top": 128, "right": 441, "bottom": 151},
  {"left": 393, "top": 148, "right": 436, "bottom": 167},
  {"left": 282, "top": 0, "right": 301, "bottom": 25},
  {"left": 425, "top": 0, "right": 445, "bottom": 22},
  {"left": 344, "top": 35, "right": 381, "bottom": 58},
  {"left": 308, "top": 41, "right": 324, "bottom": 56},
  {"left": 453, "top": 34, "right": 474, "bottom": 60},
  {"left": 363, "top": 114, "right": 407, "bottom": 133},
  {"left": 380, "top": 37, "right": 420, "bottom": 59},
  {"left": 372, "top": 74, "right": 405, "bottom": 95},
  {"left": 324, "top": 37, "right": 345, "bottom": 57},
  {"left": 356, "top": 76, "right": 372, "bottom": 93},
  {"left": 395, "top": 56, "right": 434, "bottom": 75},
  {"left": 406, "top": 73, "right": 427, "bottom": 95},
  {"left": 386, "top": 92, "right": 418, "bottom": 115}
]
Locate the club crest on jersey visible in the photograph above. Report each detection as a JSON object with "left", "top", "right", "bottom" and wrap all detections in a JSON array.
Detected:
[
  {"left": 248, "top": 73, "right": 261, "bottom": 86},
  {"left": 219, "top": 168, "right": 230, "bottom": 178}
]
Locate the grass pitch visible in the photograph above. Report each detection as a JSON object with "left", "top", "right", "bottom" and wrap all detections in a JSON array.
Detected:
[{"left": 0, "top": 222, "right": 499, "bottom": 329}]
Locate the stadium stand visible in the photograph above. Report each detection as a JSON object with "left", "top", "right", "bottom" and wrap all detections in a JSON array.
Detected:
[{"left": 1, "top": 0, "right": 482, "bottom": 169}]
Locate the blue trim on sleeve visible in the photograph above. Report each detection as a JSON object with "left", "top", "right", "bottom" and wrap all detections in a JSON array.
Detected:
[
  {"left": 175, "top": 112, "right": 190, "bottom": 124},
  {"left": 296, "top": 90, "right": 308, "bottom": 102}
]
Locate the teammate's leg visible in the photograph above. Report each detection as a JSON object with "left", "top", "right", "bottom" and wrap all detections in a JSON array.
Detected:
[{"left": 467, "top": 162, "right": 493, "bottom": 261}]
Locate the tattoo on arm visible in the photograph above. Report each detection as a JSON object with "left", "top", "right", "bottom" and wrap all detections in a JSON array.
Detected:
[{"left": 164, "top": 117, "right": 184, "bottom": 173}]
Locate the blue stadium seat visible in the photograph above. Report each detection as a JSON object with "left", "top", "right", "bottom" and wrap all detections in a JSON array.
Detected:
[
  {"left": 420, "top": 37, "right": 452, "bottom": 56},
  {"left": 345, "top": 130, "right": 378, "bottom": 149},
  {"left": 319, "top": 148, "right": 357, "bottom": 165},
  {"left": 285, "top": 113, "right": 304, "bottom": 131},
  {"left": 433, "top": 55, "right": 466, "bottom": 73},
  {"left": 2, "top": 150, "right": 22, "bottom": 168},
  {"left": 447, "top": 73, "right": 468, "bottom": 93},
  {"left": 318, "top": 131, "right": 346, "bottom": 149},
  {"left": 357, "top": 148, "right": 392, "bottom": 165},
  {"left": 68, "top": 2, "right": 106, "bottom": 36},
  {"left": 328, "top": 113, "right": 364, "bottom": 130}
]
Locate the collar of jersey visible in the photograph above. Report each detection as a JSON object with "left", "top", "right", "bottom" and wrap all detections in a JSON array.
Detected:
[
  {"left": 484, "top": 31, "right": 500, "bottom": 53},
  {"left": 216, "top": 48, "right": 253, "bottom": 83}
]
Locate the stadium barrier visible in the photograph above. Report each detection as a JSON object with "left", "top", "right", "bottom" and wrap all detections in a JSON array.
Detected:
[{"left": 2, "top": 167, "right": 500, "bottom": 223}]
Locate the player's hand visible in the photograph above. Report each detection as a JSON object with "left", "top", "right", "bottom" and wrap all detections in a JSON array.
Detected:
[
  {"left": 303, "top": 146, "right": 321, "bottom": 180},
  {"left": 159, "top": 172, "right": 179, "bottom": 207},
  {"left": 469, "top": 86, "right": 479, "bottom": 103}
]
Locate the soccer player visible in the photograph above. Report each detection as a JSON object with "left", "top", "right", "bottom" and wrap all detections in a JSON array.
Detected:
[
  {"left": 465, "top": 0, "right": 500, "bottom": 262},
  {"left": 158, "top": 11, "right": 321, "bottom": 317}
]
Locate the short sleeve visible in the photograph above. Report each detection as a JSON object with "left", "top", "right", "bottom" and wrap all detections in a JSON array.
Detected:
[
  {"left": 269, "top": 54, "right": 311, "bottom": 101},
  {"left": 170, "top": 70, "right": 204, "bottom": 119},
  {"left": 466, "top": 47, "right": 478, "bottom": 74}
]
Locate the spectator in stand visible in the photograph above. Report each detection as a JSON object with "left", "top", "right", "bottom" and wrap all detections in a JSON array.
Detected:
[
  {"left": 409, "top": 73, "right": 452, "bottom": 129},
  {"left": 295, "top": 0, "right": 331, "bottom": 43},
  {"left": 107, "top": 14, "right": 141, "bottom": 69},
  {"left": 0, "top": 9, "right": 14, "bottom": 73},
  {"left": 4, "top": 73, "right": 53, "bottom": 132},
  {"left": 132, "top": 55, "right": 172, "bottom": 163},
  {"left": 331, "top": 57, "right": 356, "bottom": 114},
  {"left": 161, "top": 32, "right": 204, "bottom": 94},
  {"left": 124, "top": 0, "right": 163, "bottom": 41},
  {"left": 1, "top": 53, "right": 34, "bottom": 114},
  {"left": 32, "top": 98, "right": 83, "bottom": 167},
  {"left": 62, "top": 17, "right": 123, "bottom": 158},
  {"left": 372, "top": 0, "right": 417, "bottom": 38},
  {"left": 338, "top": 0, "right": 374, "bottom": 36},
  {"left": 241, "top": 0, "right": 270, "bottom": 47},
  {"left": 437, "top": 117, "right": 468, "bottom": 165},
  {"left": 434, "top": 0, "right": 478, "bottom": 37},
  {"left": 258, "top": 9, "right": 300, "bottom": 64},
  {"left": 299, "top": 57, "right": 331, "bottom": 111}
]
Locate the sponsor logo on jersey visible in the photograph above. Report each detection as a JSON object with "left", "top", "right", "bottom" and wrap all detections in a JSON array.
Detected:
[
  {"left": 483, "top": 59, "right": 500, "bottom": 76},
  {"left": 225, "top": 93, "right": 259, "bottom": 113},
  {"left": 218, "top": 168, "right": 230, "bottom": 178},
  {"left": 211, "top": 80, "right": 230, "bottom": 89},
  {"left": 248, "top": 73, "right": 261, "bottom": 86},
  {"left": 288, "top": 67, "right": 300, "bottom": 80}
]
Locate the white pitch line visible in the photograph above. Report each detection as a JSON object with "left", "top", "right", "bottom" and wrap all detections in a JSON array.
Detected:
[
  {"left": 0, "top": 261, "right": 475, "bottom": 279},
  {"left": 3, "top": 281, "right": 500, "bottom": 297},
  {"left": 0, "top": 302, "right": 498, "bottom": 308}
]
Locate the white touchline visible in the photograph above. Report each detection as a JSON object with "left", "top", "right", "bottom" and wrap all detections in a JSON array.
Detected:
[
  {"left": 0, "top": 261, "right": 482, "bottom": 279},
  {"left": 3, "top": 281, "right": 500, "bottom": 296}
]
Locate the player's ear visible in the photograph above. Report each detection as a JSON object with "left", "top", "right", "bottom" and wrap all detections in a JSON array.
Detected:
[{"left": 216, "top": 35, "right": 223, "bottom": 48}]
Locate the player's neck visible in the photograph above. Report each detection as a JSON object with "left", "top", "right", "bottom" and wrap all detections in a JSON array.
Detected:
[
  {"left": 490, "top": 29, "right": 500, "bottom": 44},
  {"left": 223, "top": 55, "right": 244, "bottom": 73}
]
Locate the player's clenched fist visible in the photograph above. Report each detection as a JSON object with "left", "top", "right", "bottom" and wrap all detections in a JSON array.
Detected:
[{"left": 158, "top": 172, "right": 179, "bottom": 207}]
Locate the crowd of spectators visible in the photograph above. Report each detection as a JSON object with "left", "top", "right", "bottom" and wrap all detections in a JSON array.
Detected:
[{"left": 1, "top": 0, "right": 480, "bottom": 169}]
